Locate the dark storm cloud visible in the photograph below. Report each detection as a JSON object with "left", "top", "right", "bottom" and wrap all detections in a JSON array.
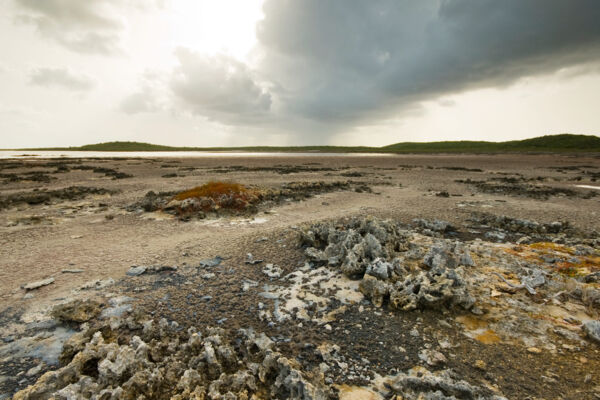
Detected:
[
  {"left": 29, "top": 67, "right": 95, "bottom": 92},
  {"left": 13, "top": 0, "right": 162, "bottom": 55},
  {"left": 253, "top": 0, "right": 600, "bottom": 126}
]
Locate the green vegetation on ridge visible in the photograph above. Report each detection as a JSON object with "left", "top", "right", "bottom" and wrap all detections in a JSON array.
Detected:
[{"left": 13, "top": 134, "right": 600, "bottom": 153}]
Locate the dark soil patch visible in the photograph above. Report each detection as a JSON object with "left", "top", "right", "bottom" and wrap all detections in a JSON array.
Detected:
[{"left": 0, "top": 186, "right": 116, "bottom": 210}]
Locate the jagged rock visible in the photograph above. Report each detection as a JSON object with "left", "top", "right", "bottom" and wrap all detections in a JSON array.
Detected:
[
  {"left": 389, "top": 266, "right": 474, "bottom": 311},
  {"left": 423, "top": 241, "right": 474, "bottom": 269},
  {"left": 359, "top": 275, "right": 390, "bottom": 308},
  {"left": 413, "top": 218, "right": 456, "bottom": 233},
  {"left": 302, "top": 216, "right": 410, "bottom": 278},
  {"left": 365, "top": 258, "right": 393, "bottom": 280},
  {"left": 13, "top": 321, "right": 333, "bottom": 400},
  {"left": 418, "top": 349, "right": 447, "bottom": 367},
  {"left": 387, "top": 367, "right": 507, "bottom": 399},
  {"left": 51, "top": 299, "right": 104, "bottom": 323},
  {"left": 301, "top": 218, "right": 475, "bottom": 312}
]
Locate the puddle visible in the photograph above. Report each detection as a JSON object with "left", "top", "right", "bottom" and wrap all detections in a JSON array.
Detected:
[
  {"left": 0, "top": 326, "right": 76, "bottom": 365},
  {"left": 575, "top": 185, "right": 600, "bottom": 190}
]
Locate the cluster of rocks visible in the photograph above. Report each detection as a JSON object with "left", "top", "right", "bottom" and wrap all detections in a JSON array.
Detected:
[
  {"left": 412, "top": 218, "right": 456, "bottom": 235},
  {"left": 301, "top": 217, "right": 476, "bottom": 311},
  {"left": 385, "top": 367, "right": 507, "bottom": 400},
  {"left": 13, "top": 318, "right": 333, "bottom": 400},
  {"left": 472, "top": 214, "right": 569, "bottom": 236}
]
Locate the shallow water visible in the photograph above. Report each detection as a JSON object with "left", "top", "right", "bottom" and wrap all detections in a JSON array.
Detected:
[
  {"left": 0, "top": 150, "right": 394, "bottom": 159},
  {"left": 575, "top": 184, "right": 600, "bottom": 190}
]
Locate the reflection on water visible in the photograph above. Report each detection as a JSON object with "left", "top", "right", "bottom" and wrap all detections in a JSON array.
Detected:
[{"left": 0, "top": 151, "right": 394, "bottom": 159}]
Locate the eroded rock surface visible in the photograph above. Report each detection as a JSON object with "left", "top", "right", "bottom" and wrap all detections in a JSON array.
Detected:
[
  {"left": 13, "top": 320, "right": 333, "bottom": 400},
  {"left": 302, "top": 217, "right": 476, "bottom": 311}
]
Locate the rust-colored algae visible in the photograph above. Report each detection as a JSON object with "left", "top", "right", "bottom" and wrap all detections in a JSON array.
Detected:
[
  {"left": 172, "top": 181, "right": 261, "bottom": 212},
  {"left": 528, "top": 242, "right": 575, "bottom": 255},
  {"left": 474, "top": 330, "right": 502, "bottom": 344},
  {"left": 456, "top": 315, "right": 488, "bottom": 330}
]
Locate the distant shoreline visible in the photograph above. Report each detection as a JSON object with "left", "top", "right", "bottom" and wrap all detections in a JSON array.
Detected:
[{"left": 3, "top": 133, "right": 600, "bottom": 154}]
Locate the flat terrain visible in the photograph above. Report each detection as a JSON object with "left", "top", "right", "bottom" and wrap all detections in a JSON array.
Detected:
[{"left": 1, "top": 153, "right": 599, "bottom": 399}]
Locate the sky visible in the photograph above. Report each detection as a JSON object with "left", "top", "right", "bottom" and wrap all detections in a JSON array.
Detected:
[{"left": 0, "top": 0, "right": 599, "bottom": 148}]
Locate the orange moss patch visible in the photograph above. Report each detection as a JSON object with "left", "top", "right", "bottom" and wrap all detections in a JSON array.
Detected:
[
  {"left": 474, "top": 330, "right": 502, "bottom": 344},
  {"left": 172, "top": 181, "right": 261, "bottom": 212},
  {"left": 174, "top": 181, "right": 252, "bottom": 201},
  {"left": 505, "top": 242, "right": 599, "bottom": 276},
  {"left": 456, "top": 315, "right": 488, "bottom": 330},
  {"left": 528, "top": 242, "right": 575, "bottom": 255}
]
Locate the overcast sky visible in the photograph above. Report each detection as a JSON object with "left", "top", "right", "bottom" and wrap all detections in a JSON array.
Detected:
[{"left": 1, "top": 0, "right": 599, "bottom": 148}]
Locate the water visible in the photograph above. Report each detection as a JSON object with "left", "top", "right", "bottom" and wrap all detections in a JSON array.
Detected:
[
  {"left": 0, "top": 150, "right": 394, "bottom": 159},
  {"left": 575, "top": 184, "right": 600, "bottom": 190}
]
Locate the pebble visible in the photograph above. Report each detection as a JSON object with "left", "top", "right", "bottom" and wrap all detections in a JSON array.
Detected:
[
  {"left": 527, "top": 347, "right": 542, "bottom": 354},
  {"left": 22, "top": 278, "right": 55, "bottom": 291},
  {"left": 475, "top": 360, "right": 487, "bottom": 370},
  {"left": 26, "top": 363, "right": 44, "bottom": 377},
  {"left": 126, "top": 266, "right": 147, "bottom": 276}
]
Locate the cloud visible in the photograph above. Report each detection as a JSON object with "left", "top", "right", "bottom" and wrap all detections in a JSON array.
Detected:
[
  {"left": 29, "top": 67, "right": 95, "bottom": 92},
  {"left": 170, "top": 48, "right": 272, "bottom": 123},
  {"left": 118, "top": 71, "right": 166, "bottom": 114},
  {"left": 253, "top": 0, "right": 600, "bottom": 128},
  {"left": 13, "top": 0, "right": 162, "bottom": 55},
  {"left": 119, "top": 89, "right": 159, "bottom": 114}
]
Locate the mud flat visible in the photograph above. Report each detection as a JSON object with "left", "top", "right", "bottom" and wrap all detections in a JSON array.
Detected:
[{"left": 1, "top": 153, "right": 599, "bottom": 399}]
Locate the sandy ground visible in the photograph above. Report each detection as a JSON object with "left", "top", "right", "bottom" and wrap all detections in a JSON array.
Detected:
[{"left": 1, "top": 153, "right": 600, "bottom": 399}]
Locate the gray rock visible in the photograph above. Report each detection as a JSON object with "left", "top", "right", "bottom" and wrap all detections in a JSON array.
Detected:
[
  {"left": 245, "top": 253, "right": 264, "bottom": 265},
  {"left": 389, "top": 267, "right": 474, "bottom": 311},
  {"left": 199, "top": 256, "right": 223, "bottom": 268},
  {"left": 388, "top": 367, "right": 507, "bottom": 399},
  {"left": 365, "top": 258, "right": 392, "bottom": 280},
  {"left": 302, "top": 216, "right": 409, "bottom": 278},
  {"left": 359, "top": 275, "right": 390, "bottom": 308},
  {"left": 126, "top": 266, "right": 147, "bottom": 276},
  {"left": 127, "top": 265, "right": 177, "bottom": 276},
  {"left": 423, "top": 241, "right": 474, "bottom": 270},
  {"left": 26, "top": 363, "right": 44, "bottom": 377},
  {"left": 582, "top": 320, "right": 600, "bottom": 344},
  {"left": 413, "top": 218, "right": 455, "bottom": 233},
  {"left": 418, "top": 349, "right": 447, "bottom": 367},
  {"left": 12, "top": 322, "right": 333, "bottom": 400},
  {"left": 485, "top": 231, "right": 506, "bottom": 241},
  {"left": 22, "top": 277, "right": 55, "bottom": 291}
]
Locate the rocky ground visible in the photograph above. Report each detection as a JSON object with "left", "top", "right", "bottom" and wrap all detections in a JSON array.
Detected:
[{"left": 0, "top": 153, "right": 599, "bottom": 399}]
